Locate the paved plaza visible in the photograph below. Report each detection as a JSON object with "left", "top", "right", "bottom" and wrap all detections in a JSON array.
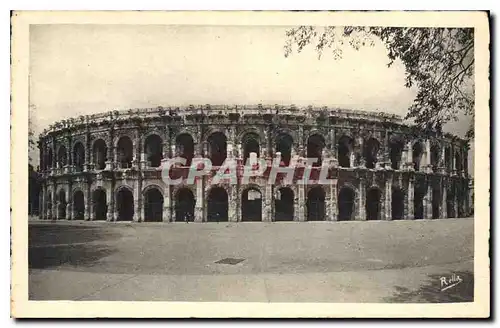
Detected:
[{"left": 29, "top": 218, "right": 474, "bottom": 302}]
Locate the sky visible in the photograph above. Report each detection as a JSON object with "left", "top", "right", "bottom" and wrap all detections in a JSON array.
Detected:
[{"left": 29, "top": 24, "right": 473, "bottom": 172}]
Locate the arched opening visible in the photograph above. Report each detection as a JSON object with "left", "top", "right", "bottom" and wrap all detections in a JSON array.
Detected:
[
  {"left": 430, "top": 144, "right": 440, "bottom": 172},
  {"left": 389, "top": 137, "right": 404, "bottom": 170},
  {"left": 391, "top": 188, "right": 405, "bottom": 220},
  {"left": 57, "top": 145, "right": 67, "bottom": 168},
  {"left": 412, "top": 142, "right": 424, "bottom": 171},
  {"left": 306, "top": 134, "right": 325, "bottom": 167},
  {"left": 207, "top": 187, "right": 228, "bottom": 222},
  {"left": 117, "top": 136, "right": 134, "bottom": 169},
  {"left": 274, "top": 187, "right": 294, "bottom": 221},
  {"left": 432, "top": 186, "right": 441, "bottom": 219},
  {"left": 47, "top": 148, "right": 53, "bottom": 170},
  {"left": 176, "top": 133, "right": 195, "bottom": 166},
  {"left": 93, "top": 139, "right": 107, "bottom": 170},
  {"left": 57, "top": 189, "right": 66, "bottom": 219},
  {"left": 144, "top": 187, "right": 163, "bottom": 222},
  {"left": 241, "top": 188, "right": 262, "bottom": 222},
  {"left": 363, "top": 137, "right": 380, "bottom": 169},
  {"left": 366, "top": 187, "right": 382, "bottom": 220},
  {"left": 73, "top": 190, "right": 85, "bottom": 220},
  {"left": 92, "top": 189, "right": 107, "bottom": 221},
  {"left": 445, "top": 147, "right": 452, "bottom": 173},
  {"left": 175, "top": 188, "right": 195, "bottom": 222},
  {"left": 276, "top": 133, "right": 293, "bottom": 166},
  {"left": 208, "top": 132, "right": 227, "bottom": 167},
  {"left": 455, "top": 151, "right": 462, "bottom": 173},
  {"left": 338, "top": 187, "right": 355, "bottom": 221},
  {"left": 144, "top": 134, "right": 163, "bottom": 168},
  {"left": 73, "top": 142, "right": 85, "bottom": 172},
  {"left": 242, "top": 133, "right": 260, "bottom": 165},
  {"left": 306, "top": 187, "right": 326, "bottom": 221},
  {"left": 338, "top": 135, "right": 354, "bottom": 168},
  {"left": 116, "top": 188, "right": 134, "bottom": 221},
  {"left": 414, "top": 184, "right": 426, "bottom": 220},
  {"left": 446, "top": 188, "right": 456, "bottom": 218}
]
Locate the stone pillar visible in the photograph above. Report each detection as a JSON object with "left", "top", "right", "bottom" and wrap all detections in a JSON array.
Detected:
[
  {"left": 451, "top": 145, "right": 457, "bottom": 175},
  {"left": 328, "top": 181, "right": 338, "bottom": 221},
  {"left": 406, "top": 141, "right": 413, "bottom": 171},
  {"left": 406, "top": 176, "right": 415, "bottom": 220},
  {"left": 385, "top": 174, "right": 392, "bottom": 220},
  {"left": 358, "top": 179, "right": 366, "bottom": 220},
  {"left": 133, "top": 187, "right": 140, "bottom": 222},
  {"left": 297, "top": 185, "right": 305, "bottom": 221},
  {"left": 424, "top": 181, "right": 433, "bottom": 219},
  {"left": 441, "top": 180, "right": 448, "bottom": 219},
  {"left": 439, "top": 145, "right": 446, "bottom": 174},
  {"left": 228, "top": 186, "right": 238, "bottom": 222},
  {"left": 264, "top": 184, "right": 273, "bottom": 222},
  {"left": 163, "top": 184, "right": 171, "bottom": 222},
  {"left": 66, "top": 203, "right": 72, "bottom": 220},
  {"left": 453, "top": 184, "right": 459, "bottom": 218},
  {"left": 357, "top": 136, "right": 365, "bottom": 168},
  {"left": 260, "top": 127, "right": 268, "bottom": 159},
  {"left": 195, "top": 180, "right": 203, "bottom": 222}
]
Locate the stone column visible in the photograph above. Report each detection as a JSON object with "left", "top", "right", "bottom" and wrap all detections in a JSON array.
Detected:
[
  {"left": 441, "top": 180, "right": 448, "bottom": 219},
  {"left": 163, "top": 184, "right": 171, "bottom": 222},
  {"left": 406, "top": 176, "right": 415, "bottom": 220},
  {"left": 67, "top": 184, "right": 73, "bottom": 220},
  {"left": 357, "top": 136, "right": 365, "bottom": 168},
  {"left": 439, "top": 144, "right": 446, "bottom": 174},
  {"left": 264, "top": 184, "right": 273, "bottom": 222},
  {"left": 297, "top": 185, "right": 305, "bottom": 221},
  {"left": 451, "top": 145, "right": 457, "bottom": 175},
  {"left": 260, "top": 127, "right": 268, "bottom": 159},
  {"left": 385, "top": 174, "right": 393, "bottom": 220},
  {"left": 358, "top": 179, "right": 366, "bottom": 220},
  {"left": 329, "top": 181, "right": 338, "bottom": 221},
  {"left": 133, "top": 185, "right": 141, "bottom": 222},
  {"left": 228, "top": 186, "right": 238, "bottom": 222},
  {"left": 424, "top": 181, "right": 433, "bottom": 219},
  {"left": 406, "top": 141, "right": 413, "bottom": 171},
  {"left": 195, "top": 180, "right": 204, "bottom": 222}
]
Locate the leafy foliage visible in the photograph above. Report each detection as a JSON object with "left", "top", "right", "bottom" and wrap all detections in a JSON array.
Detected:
[{"left": 284, "top": 26, "right": 474, "bottom": 139}]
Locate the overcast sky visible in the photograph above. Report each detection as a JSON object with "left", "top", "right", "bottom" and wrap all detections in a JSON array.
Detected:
[{"left": 29, "top": 24, "right": 473, "bottom": 172}]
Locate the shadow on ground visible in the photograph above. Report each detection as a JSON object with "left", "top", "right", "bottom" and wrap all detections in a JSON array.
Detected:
[
  {"left": 29, "top": 224, "right": 120, "bottom": 269},
  {"left": 384, "top": 271, "right": 474, "bottom": 303}
]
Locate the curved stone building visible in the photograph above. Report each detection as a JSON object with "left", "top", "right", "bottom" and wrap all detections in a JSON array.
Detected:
[{"left": 37, "top": 105, "right": 471, "bottom": 223}]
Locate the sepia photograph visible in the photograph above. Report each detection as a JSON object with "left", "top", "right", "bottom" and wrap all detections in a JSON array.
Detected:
[{"left": 11, "top": 10, "right": 490, "bottom": 318}]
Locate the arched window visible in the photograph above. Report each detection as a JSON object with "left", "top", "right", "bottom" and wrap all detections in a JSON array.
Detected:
[
  {"left": 363, "top": 137, "right": 380, "bottom": 169},
  {"left": 306, "top": 134, "right": 325, "bottom": 167},
  {"left": 144, "top": 134, "right": 163, "bottom": 168},
  {"left": 73, "top": 142, "right": 85, "bottom": 172},
  {"left": 93, "top": 139, "right": 107, "bottom": 170},
  {"left": 242, "top": 133, "right": 260, "bottom": 165},
  {"left": 412, "top": 141, "right": 424, "bottom": 171},
  {"left": 338, "top": 136, "right": 354, "bottom": 168},
  {"left": 275, "top": 133, "right": 293, "bottom": 166},
  {"left": 208, "top": 132, "right": 227, "bottom": 167},
  {"left": 176, "top": 133, "right": 194, "bottom": 166},
  {"left": 117, "top": 136, "right": 133, "bottom": 169},
  {"left": 57, "top": 145, "right": 67, "bottom": 168},
  {"left": 389, "top": 136, "right": 404, "bottom": 170}
]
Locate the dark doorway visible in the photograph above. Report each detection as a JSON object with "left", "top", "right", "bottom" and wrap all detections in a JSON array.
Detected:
[
  {"left": 307, "top": 134, "right": 325, "bottom": 167},
  {"left": 57, "top": 190, "right": 67, "bottom": 219},
  {"left": 389, "top": 137, "right": 404, "bottom": 170},
  {"left": 207, "top": 187, "right": 228, "bottom": 222},
  {"left": 144, "top": 188, "right": 163, "bottom": 222},
  {"left": 338, "top": 136, "right": 354, "bottom": 168},
  {"left": 276, "top": 133, "right": 293, "bottom": 166},
  {"left": 363, "top": 137, "right": 380, "bottom": 169},
  {"left": 208, "top": 132, "right": 227, "bottom": 167},
  {"left": 432, "top": 187, "right": 441, "bottom": 219},
  {"left": 306, "top": 187, "right": 325, "bottom": 221},
  {"left": 241, "top": 188, "right": 262, "bottom": 222},
  {"left": 93, "top": 139, "right": 107, "bottom": 170},
  {"left": 117, "top": 137, "right": 134, "bottom": 169},
  {"left": 392, "top": 188, "right": 405, "bottom": 220},
  {"left": 73, "top": 190, "right": 85, "bottom": 220},
  {"left": 176, "top": 133, "right": 195, "bottom": 166},
  {"left": 366, "top": 188, "right": 381, "bottom": 220},
  {"left": 57, "top": 145, "right": 67, "bottom": 168},
  {"left": 430, "top": 144, "right": 440, "bottom": 172},
  {"left": 414, "top": 186, "right": 425, "bottom": 220},
  {"left": 242, "top": 133, "right": 260, "bottom": 165},
  {"left": 116, "top": 188, "right": 134, "bottom": 221},
  {"left": 73, "top": 142, "right": 85, "bottom": 172},
  {"left": 447, "top": 188, "right": 456, "bottom": 218},
  {"left": 338, "top": 187, "right": 355, "bottom": 221},
  {"left": 93, "top": 189, "right": 107, "bottom": 221},
  {"left": 175, "top": 188, "right": 195, "bottom": 222},
  {"left": 412, "top": 142, "right": 424, "bottom": 171},
  {"left": 144, "top": 135, "right": 163, "bottom": 168},
  {"left": 274, "top": 187, "right": 294, "bottom": 221}
]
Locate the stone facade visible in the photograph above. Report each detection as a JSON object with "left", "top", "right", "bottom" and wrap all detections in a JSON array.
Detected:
[{"left": 37, "top": 105, "right": 472, "bottom": 223}]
